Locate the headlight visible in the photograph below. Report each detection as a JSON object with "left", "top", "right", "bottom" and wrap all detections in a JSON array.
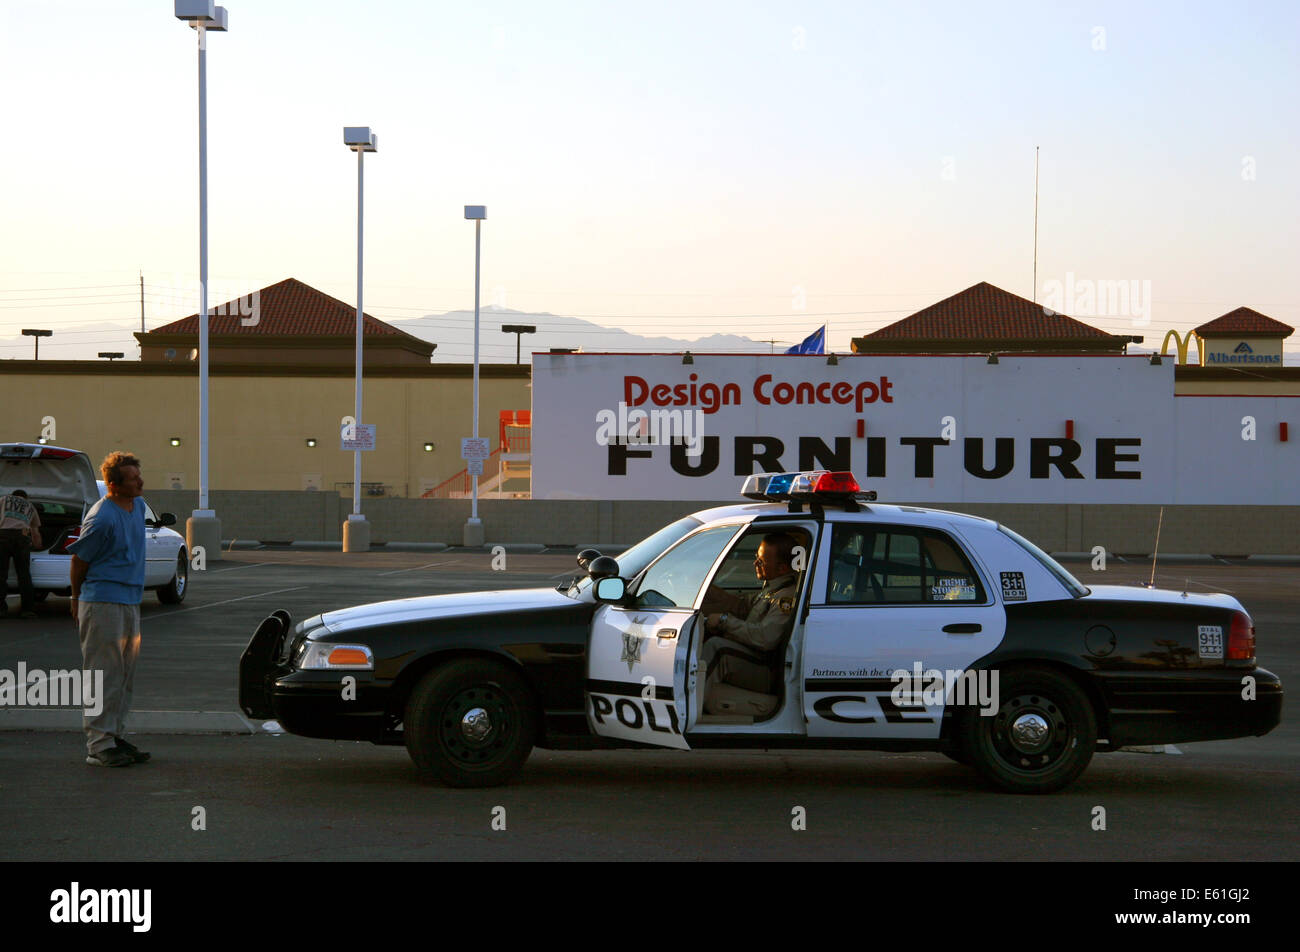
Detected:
[{"left": 296, "top": 641, "right": 374, "bottom": 670}]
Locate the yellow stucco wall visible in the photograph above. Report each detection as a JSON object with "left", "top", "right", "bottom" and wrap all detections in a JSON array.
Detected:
[{"left": 0, "top": 369, "right": 530, "bottom": 497}]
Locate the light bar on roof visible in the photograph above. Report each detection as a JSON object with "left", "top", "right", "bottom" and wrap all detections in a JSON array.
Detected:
[{"left": 740, "top": 471, "right": 873, "bottom": 502}]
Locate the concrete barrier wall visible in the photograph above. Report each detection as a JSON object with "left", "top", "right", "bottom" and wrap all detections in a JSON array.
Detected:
[{"left": 143, "top": 490, "right": 1300, "bottom": 555}]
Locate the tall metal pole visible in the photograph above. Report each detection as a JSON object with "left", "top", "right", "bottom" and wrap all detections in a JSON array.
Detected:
[
  {"left": 198, "top": 23, "right": 210, "bottom": 513},
  {"left": 353, "top": 147, "right": 364, "bottom": 519},
  {"left": 1032, "top": 145, "right": 1040, "bottom": 303},
  {"left": 471, "top": 218, "right": 481, "bottom": 523}
]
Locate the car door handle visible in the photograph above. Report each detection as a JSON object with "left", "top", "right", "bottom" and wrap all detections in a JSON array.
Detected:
[
  {"left": 656, "top": 628, "right": 678, "bottom": 642},
  {"left": 942, "top": 623, "right": 982, "bottom": 634}
]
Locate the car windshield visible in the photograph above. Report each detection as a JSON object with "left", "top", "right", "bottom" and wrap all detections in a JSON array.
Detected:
[
  {"left": 563, "top": 515, "right": 704, "bottom": 598},
  {"left": 997, "top": 524, "right": 1090, "bottom": 598}
]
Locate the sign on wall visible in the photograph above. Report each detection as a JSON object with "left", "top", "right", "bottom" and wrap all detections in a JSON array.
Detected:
[{"left": 531, "top": 354, "right": 1297, "bottom": 504}]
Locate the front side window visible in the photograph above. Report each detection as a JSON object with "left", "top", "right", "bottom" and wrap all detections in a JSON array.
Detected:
[
  {"left": 826, "top": 524, "right": 986, "bottom": 604},
  {"left": 632, "top": 525, "right": 741, "bottom": 609}
]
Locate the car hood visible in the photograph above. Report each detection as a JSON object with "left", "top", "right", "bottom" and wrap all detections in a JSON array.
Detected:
[
  {"left": 1084, "top": 584, "right": 1242, "bottom": 611},
  {"left": 320, "top": 586, "right": 582, "bottom": 635}
]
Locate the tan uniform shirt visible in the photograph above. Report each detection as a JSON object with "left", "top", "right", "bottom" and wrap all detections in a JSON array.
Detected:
[{"left": 719, "top": 573, "right": 799, "bottom": 652}]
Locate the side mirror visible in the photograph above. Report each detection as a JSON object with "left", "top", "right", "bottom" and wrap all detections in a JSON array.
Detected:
[
  {"left": 158, "top": 512, "right": 178, "bottom": 527},
  {"left": 593, "top": 577, "right": 626, "bottom": 604},
  {"left": 576, "top": 548, "right": 601, "bottom": 571},
  {"left": 588, "top": 555, "right": 620, "bottom": 580}
]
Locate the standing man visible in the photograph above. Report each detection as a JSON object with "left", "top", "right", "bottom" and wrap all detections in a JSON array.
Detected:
[
  {"left": 0, "top": 488, "right": 43, "bottom": 618},
  {"left": 70, "top": 452, "right": 150, "bottom": 768}
]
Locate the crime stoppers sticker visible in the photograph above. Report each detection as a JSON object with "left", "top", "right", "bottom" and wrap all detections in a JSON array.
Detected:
[
  {"left": 1000, "top": 572, "right": 1027, "bottom": 601},
  {"left": 1198, "top": 625, "right": 1224, "bottom": 659}
]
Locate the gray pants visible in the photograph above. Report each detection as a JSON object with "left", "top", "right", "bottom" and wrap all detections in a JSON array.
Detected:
[{"left": 78, "top": 601, "right": 141, "bottom": 755}]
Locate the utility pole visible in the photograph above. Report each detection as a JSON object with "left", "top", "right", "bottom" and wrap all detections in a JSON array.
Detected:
[{"left": 140, "top": 270, "right": 145, "bottom": 336}]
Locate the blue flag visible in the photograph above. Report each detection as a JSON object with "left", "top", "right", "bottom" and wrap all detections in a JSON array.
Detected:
[{"left": 785, "top": 325, "right": 826, "bottom": 355}]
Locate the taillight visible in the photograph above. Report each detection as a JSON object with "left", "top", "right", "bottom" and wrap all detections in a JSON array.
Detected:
[
  {"left": 58, "top": 528, "right": 81, "bottom": 554},
  {"left": 1227, "top": 611, "right": 1255, "bottom": 660}
]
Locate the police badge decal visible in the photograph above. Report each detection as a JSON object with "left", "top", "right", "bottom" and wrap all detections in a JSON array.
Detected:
[{"left": 621, "top": 632, "right": 643, "bottom": 672}]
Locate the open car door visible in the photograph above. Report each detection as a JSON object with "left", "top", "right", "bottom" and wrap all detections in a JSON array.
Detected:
[{"left": 586, "top": 524, "right": 743, "bottom": 749}]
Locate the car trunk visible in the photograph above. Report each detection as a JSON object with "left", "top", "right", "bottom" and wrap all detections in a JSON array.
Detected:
[
  {"left": 1, "top": 445, "right": 100, "bottom": 552},
  {"left": 29, "top": 499, "right": 87, "bottom": 553}
]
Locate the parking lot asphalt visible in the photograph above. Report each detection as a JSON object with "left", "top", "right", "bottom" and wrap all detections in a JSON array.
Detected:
[{"left": 0, "top": 552, "right": 1296, "bottom": 861}]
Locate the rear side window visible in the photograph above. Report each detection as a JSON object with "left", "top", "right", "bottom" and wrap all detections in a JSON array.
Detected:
[{"left": 826, "top": 524, "right": 986, "bottom": 604}]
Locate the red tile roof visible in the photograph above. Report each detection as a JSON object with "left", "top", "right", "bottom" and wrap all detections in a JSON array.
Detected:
[
  {"left": 861, "top": 282, "right": 1114, "bottom": 340},
  {"left": 1194, "top": 307, "right": 1294, "bottom": 338},
  {"left": 147, "top": 277, "right": 408, "bottom": 338}
]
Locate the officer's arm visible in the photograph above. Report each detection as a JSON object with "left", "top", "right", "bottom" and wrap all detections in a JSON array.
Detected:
[{"left": 719, "top": 606, "right": 790, "bottom": 652}]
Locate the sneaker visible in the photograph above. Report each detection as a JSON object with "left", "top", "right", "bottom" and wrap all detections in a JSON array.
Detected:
[
  {"left": 114, "top": 738, "right": 150, "bottom": 764},
  {"left": 86, "top": 748, "right": 133, "bottom": 768}
]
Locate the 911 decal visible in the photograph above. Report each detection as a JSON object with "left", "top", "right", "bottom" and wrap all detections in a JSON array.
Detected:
[
  {"left": 1198, "top": 625, "right": 1224, "bottom": 659},
  {"left": 1000, "top": 571, "right": 1027, "bottom": 601}
]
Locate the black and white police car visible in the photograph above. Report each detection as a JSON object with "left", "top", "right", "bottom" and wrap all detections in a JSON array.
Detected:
[{"left": 240, "top": 471, "right": 1283, "bottom": 793}]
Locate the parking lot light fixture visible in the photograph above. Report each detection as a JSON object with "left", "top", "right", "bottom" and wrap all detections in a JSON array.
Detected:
[
  {"left": 502, "top": 323, "right": 536, "bottom": 365},
  {"left": 463, "top": 205, "right": 487, "bottom": 547},
  {"left": 343, "top": 126, "right": 378, "bottom": 554},
  {"left": 306, "top": 438, "right": 317, "bottom": 448},
  {"left": 21, "top": 329, "right": 52, "bottom": 360},
  {"left": 175, "top": 0, "right": 228, "bottom": 562},
  {"left": 170, "top": 438, "right": 183, "bottom": 447}
]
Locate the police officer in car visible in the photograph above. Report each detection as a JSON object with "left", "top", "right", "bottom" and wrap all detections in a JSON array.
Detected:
[{"left": 700, "top": 532, "right": 801, "bottom": 716}]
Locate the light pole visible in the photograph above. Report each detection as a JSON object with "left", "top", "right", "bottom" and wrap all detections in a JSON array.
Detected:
[
  {"left": 501, "top": 323, "right": 536, "bottom": 365},
  {"left": 463, "top": 205, "right": 487, "bottom": 547},
  {"left": 174, "top": 0, "right": 227, "bottom": 562},
  {"left": 342, "top": 126, "right": 377, "bottom": 553},
  {"left": 21, "top": 329, "right": 52, "bottom": 359}
]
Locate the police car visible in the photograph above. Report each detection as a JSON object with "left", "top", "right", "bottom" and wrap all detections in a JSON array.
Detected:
[{"left": 239, "top": 472, "right": 1283, "bottom": 793}]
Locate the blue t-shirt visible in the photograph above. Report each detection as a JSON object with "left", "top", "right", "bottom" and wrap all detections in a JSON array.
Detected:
[{"left": 68, "top": 496, "right": 146, "bottom": 605}]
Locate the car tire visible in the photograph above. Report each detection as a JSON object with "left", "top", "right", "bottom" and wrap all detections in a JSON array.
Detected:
[
  {"left": 157, "top": 550, "right": 188, "bottom": 604},
  {"left": 960, "top": 667, "right": 1096, "bottom": 794},
  {"left": 404, "top": 659, "right": 536, "bottom": 788}
]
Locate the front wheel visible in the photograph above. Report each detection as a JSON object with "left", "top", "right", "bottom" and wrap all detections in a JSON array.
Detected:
[
  {"left": 959, "top": 668, "right": 1096, "bottom": 794},
  {"left": 404, "top": 659, "right": 536, "bottom": 787},
  {"left": 157, "top": 550, "right": 188, "bottom": 604}
]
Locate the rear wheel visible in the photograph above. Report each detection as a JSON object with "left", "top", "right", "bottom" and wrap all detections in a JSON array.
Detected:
[
  {"left": 158, "top": 550, "right": 188, "bottom": 604},
  {"left": 405, "top": 659, "right": 536, "bottom": 787},
  {"left": 960, "top": 667, "right": 1096, "bottom": 794}
]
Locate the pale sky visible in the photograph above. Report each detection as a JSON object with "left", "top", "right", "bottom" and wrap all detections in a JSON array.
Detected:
[{"left": 2, "top": 0, "right": 1297, "bottom": 361}]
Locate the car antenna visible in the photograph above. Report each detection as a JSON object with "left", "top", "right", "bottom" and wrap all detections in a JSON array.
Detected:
[{"left": 1145, "top": 506, "right": 1164, "bottom": 589}]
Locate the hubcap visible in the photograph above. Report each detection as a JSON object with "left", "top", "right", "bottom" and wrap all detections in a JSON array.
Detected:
[
  {"left": 461, "top": 707, "right": 492, "bottom": 742},
  {"left": 438, "top": 685, "right": 512, "bottom": 768},
  {"left": 175, "top": 555, "right": 187, "bottom": 595},
  {"left": 990, "top": 693, "right": 1071, "bottom": 771},
  {"left": 1010, "top": 713, "right": 1050, "bottom": 753}
]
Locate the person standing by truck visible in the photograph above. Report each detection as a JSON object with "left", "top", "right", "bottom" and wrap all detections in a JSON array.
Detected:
[{"left": 0, "top": 488, "right": 42, "bottom": 618}]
